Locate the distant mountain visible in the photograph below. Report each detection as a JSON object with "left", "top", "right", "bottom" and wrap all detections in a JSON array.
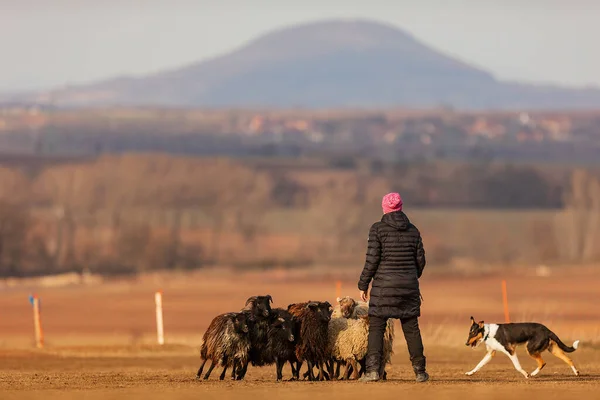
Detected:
[{"left": 9, "top": 20, "right": 600, "bottom": 109}]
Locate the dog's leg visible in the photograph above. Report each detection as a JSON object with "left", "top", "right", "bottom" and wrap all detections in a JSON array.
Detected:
[
  {"left": 549, "top": 343, "right": 579, "bottom": 376},
  {"left": 466, "top": 350, "right": 495, "bottom": 376},
  {"left": 505, "top": 352, "right": 529, "bottom": 379},
  {"left": 528, "top": 352, "right": 546, "bottom": 377}
]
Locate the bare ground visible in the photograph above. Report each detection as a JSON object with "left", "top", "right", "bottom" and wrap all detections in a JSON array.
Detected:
[
  {"left": 1, "top": 268, "right": 600, "bottom": 399},
  {"left": 1, "top": 344, "right": 600, "bottom": 400}
]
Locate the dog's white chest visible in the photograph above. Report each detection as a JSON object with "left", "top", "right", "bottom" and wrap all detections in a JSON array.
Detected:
[
  {"left": 485, "top": 337, "right": 504, "bottom": 352},
  {"left": 483, "top": 324, "right": 504, "bottom": 351}
]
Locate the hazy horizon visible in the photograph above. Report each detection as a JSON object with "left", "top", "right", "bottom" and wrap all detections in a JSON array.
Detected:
[{"left": 2, "top": 0, "right": 600, "bottom": 93}]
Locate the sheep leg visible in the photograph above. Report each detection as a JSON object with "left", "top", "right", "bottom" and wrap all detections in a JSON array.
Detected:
[
  {"left": 306, "top": 360, "right": 316, "bottom": 381},
  {"left": 318, "top": 363, "right": 328, "bottom": 381},
  {"left": 358, "top": 358, "right": 366, "bottom": 377},
  {"left": 236, "top": 360, "right": 249, "bottom": 381},
  {"left": 230, "top": 360, "right": 238, "bottom": 380},
  {"left": 289, "top": 361, "right": 301, "bottom": 381},
  {"left": 325, "top": 359, "right": 334, "bottom": 379},
  {"left": 219, "top": 365, "right": 228, "bottom": 381},
  {"left": 275, "top": 357, "right": 284, "bottom": 382},
  {"left": 290, "top": 361, "right": 297, "bottom": 378},
  {"left": 345, "top": 362, "right": 356, "bottom": 380},
  {"left": 349, "top": 359, "right": 359, "bottom": 380},
  {"left": 343, "top": 361, "right": 352, "bottom": 380},
  {"left": 288, "top": 361, "right": 298, "bottom": 381},
  {"left": 302, "top": 363, "right": 313, "bottom": 380},
  {"left": 196, "top": 359, "right": 207, "bottom": 380},
  {"left": 203, "top": 360, "right": 216, "bottom": 380},
  {"left": 334, "top": 361, "right": 341, "bottom": 380},
  {"left": 218, "top": 356, "right": 228, "bottom": 380},
  {"left": 290, "top": 361, "right": 302, "bottom": 381},
  {"left": 305, "top": 360, "right": 313, "bottom": 381}
]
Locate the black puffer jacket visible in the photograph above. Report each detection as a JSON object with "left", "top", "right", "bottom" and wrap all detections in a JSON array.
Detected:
[{"left": 358, "top": 211, "right": 426, "bottom": 319}]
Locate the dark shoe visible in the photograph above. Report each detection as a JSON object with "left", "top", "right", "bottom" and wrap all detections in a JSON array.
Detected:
[
  {"left": 415, "top": 371, "right": 429, "bottom": 383},
  {"left": 358, "top": 371, "right": 380, "bottom": 382}
]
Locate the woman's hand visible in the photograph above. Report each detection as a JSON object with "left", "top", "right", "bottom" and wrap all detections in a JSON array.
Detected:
[{"left": 359, "top": 290, "right": 368, "bottom": 302}]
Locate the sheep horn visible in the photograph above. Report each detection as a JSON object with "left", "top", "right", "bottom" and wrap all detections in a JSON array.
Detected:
[
  {"left": 266, "top": 295, "right": 273, "bottom": 304},
  {"left": 245, "top": 296, "right": 257, "bottom": 306}
]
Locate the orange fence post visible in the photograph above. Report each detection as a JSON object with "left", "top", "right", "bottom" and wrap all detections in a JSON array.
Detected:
[
  {"left": 29, "top": 294, "right": 44, "bottom": 349},
  {"left": 335, "top": 281, "right": 342, "bottom": 300},
  {"left": 501, "top": 280, "right": 510, "bottom": 323}
]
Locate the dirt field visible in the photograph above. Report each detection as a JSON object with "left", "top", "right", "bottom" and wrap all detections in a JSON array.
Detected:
[
  {"left": 1, "top": 267, "right": 600, "bottom": 399},
  {"left": 2, "top": 344, "right": 600, "bottom": 400}
]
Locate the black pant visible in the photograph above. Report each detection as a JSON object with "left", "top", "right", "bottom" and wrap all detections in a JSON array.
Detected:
[{"left": 366, "top": 316, "right": 426, "bottom": 374}]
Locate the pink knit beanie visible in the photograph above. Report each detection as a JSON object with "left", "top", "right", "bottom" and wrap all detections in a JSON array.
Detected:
[{"left": 382, "top": 192, "right": 403, "bottom": 214}]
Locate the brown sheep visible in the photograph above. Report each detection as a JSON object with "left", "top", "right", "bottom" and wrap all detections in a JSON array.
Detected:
[
  {"left": 287, "top": 301, "right": 332, "bottom": 381},
  {"left": 196, "top": 312, "right": 250, "bottom": 380}
]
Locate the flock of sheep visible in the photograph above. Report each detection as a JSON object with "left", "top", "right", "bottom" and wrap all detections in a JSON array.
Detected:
[{"left": 196, "top": 295, "right": 394, "bottom": 381}]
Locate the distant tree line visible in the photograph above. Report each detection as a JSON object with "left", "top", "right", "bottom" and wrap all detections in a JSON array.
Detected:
[{"left": 0, "top": 154, "right": 599, "bottom": 277}]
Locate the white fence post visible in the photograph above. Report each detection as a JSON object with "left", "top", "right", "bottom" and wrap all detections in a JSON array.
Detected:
[{"left": 155, "top": 290, "right": 165, "bottom": 345}]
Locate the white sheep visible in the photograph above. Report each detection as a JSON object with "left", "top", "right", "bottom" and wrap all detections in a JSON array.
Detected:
[
  {"left": 329, "top": 296, "right": 395, "bottom": 379},
  {"left": 332, "top": 296, "right": 369, "bottom": 319},
  {"left": 328, "top": 316, "right": 370, "bottom": 380}
]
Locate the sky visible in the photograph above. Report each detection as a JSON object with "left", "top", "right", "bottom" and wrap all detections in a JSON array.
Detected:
[{"left": 1, "top": 0, "right": 599, "bottom": 92}]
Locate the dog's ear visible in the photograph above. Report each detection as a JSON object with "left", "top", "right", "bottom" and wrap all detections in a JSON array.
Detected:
[
  {"left": 478, "top": 320, "right": 485, "bottom": 328},
  {"left": 470, "top": 316, "right": 475, "bottom": 324}
]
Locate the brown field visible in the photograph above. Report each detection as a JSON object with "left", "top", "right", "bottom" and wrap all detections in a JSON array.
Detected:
[{"left": 1, "top": 267, "right": 600, "bottom": 399}]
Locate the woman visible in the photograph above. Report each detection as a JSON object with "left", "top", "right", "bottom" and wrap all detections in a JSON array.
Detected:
[{"left": 358, "top": 192, "right": 428, "bottom": 382}]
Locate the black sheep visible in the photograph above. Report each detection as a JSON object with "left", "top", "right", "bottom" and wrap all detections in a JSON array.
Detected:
[
  {"left": 287, "top": 301, "right": 333, "bottom": 381},
  {"left": 235, "top": 295, "right": 273, "bottom": 380},
  {"left": 263, "top": 308, "right": 298, "bottom": 381}
]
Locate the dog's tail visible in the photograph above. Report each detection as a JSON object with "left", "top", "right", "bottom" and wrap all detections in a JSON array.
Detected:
[{"left": 549, "top": 332, "right": 579, "bottom": 353}]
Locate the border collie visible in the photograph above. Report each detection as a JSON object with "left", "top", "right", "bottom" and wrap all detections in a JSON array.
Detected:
[{"left": 465, "top": 316, "right": 580, "bottom": 378}]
